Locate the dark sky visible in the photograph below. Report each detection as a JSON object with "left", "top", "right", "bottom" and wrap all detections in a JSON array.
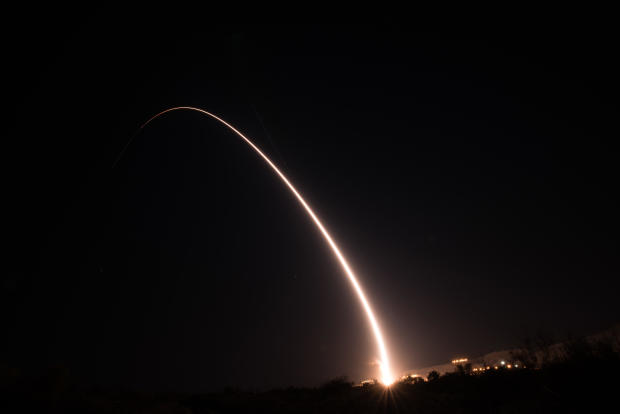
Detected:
[{"left": 3, "top": 17, "right": 619, "bottom": 392}]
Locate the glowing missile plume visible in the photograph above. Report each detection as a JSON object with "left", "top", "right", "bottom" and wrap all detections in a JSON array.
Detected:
[{"left": 137, "top": 106, "right": 394, "bottom": 385}]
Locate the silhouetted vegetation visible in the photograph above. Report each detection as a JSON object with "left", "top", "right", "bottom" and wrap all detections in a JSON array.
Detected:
[
  {"left": 427, "top": 370, "right": 440, "bottom": 382},
  {"left": 2, "top": 329, "right": 619, "bottom": 413}
]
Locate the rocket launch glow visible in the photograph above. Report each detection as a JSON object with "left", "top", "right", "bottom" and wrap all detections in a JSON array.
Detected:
[{"left": 139, "top": 107, "right": 394, "bottom": 385}]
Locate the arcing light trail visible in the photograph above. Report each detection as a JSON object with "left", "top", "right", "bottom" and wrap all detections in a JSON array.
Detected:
[{"left": 136, "top": 106, "right": 394, "bottom": 385}]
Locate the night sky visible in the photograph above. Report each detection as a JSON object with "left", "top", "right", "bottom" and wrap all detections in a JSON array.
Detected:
[{"left": 4, "top": 18, "right": 619, "bottom": 392}]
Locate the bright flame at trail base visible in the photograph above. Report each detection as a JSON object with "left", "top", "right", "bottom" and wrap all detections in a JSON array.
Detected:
[{"left": 140, "top": 107, "right": 394, "bottom": 385}]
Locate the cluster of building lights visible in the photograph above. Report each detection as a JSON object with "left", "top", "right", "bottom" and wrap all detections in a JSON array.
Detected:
[
  {"left": 400, "top": 374, "right": 424, "bottom": 380},
  {"left": 472, "top": 361, "right": 523, "bottom": 372},
  {"left": 359, "top": 358, "right": 529, "bottom": 386}
]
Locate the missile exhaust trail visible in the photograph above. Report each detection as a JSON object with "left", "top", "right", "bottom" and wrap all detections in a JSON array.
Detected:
[{"left": 135, "top": 106, "right": 394, "bottom": 385}]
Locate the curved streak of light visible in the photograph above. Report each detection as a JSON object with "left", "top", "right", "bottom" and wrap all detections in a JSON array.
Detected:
[{"left": 140, "top": 106, "right": 394, "bottom": 384}]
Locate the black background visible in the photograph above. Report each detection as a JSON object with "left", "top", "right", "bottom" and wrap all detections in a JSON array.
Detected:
[{"left": 3, "top": 16, "right": 619, "bottom": 391}]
